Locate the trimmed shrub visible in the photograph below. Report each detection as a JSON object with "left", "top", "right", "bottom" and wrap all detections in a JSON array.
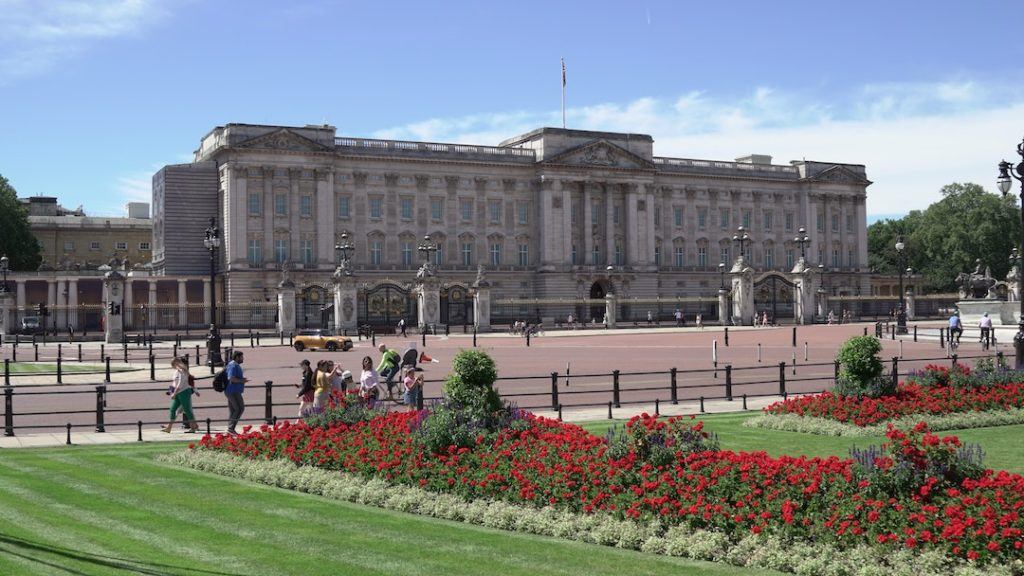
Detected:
[{"left": 833, "top": 336, "right": 889, "bottom": 398}]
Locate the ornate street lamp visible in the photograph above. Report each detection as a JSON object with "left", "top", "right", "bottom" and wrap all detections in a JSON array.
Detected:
[
  {"left": 895, "top": 235, "right": 908, "bottom": 334},
  {"left": 794, "top": 227, "right": 810, "bottom": 260},
  {"left": 334, "top": 232, "right": 354, "bottom": 264},
  {"left": 0, "top": 254, "right": 9, "bottom": 293},
  {"left": 732, "top": 226, "right": 752, "bottom": 259},
  {"left": 998, "top": 140, "right": 1024, "bottom": 368},
  {"left": 417, "top": 235, "right": 439, "bottom": 264},
  {"left": 203, "top": 217, "right": 223, "bottom": 366},
  {"left": 718, "top": 262, "right": 726, "bottom": 290}
]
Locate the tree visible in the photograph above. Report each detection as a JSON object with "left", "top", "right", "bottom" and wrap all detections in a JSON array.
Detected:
[
  {"left": 0, "top": 174, "right": 41, "bottom": 272},
  {"left": 867, "top": 183, "right": 1019, "bottom": 292}
]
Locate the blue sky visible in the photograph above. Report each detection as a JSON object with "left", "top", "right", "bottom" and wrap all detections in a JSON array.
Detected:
[{"left": 1, "top": 0, "right": 1023, "bottom": 218}]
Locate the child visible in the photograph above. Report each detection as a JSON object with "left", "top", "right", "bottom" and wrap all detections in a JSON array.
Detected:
[{"left": 403, "top": 368, "right": 423, "bottom": 411}]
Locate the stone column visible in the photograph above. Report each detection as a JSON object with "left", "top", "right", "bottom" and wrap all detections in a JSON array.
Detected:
[
  {"left": 263, "top": 166, "right": 274, "bottom": 268},
  {"left": 473, "top": 282, "right": 491, "bottom": 332},
  {"left": 333, "top": 270, "right": 358, "bottom": 330},
  {"left": 718, "top": 288, "right": 730, "bottom": 326},
  {"left": 46, "top": 280, "right": 56, "bottom": 331},
  {"left": 539, "top": 178, "right": 554, "bottom": 269},
  {"left": 124, "top": 279, "right": 134, "bottom": 329},
  {"left": 316, "top": 168, "right": 336, "bottom": 266},
  {"left": 16, "top": 280, "right": 25, "bottom": 311},
  {"left": 816, "top": 288, "right": 828, "bottom": 319},
  {"left": 277, "top": 278, "right": 296, "bottom": 335},
  {"left": 559, "top": 180, "right": 572, "bottom": 267},
  {"left": 55, "top": 279, "right": 66, "bottom": 330},
  {"left": 103, "top": 270, "right": 125, "bottom": 344},
  {"left": 730, "top": 257, "right": 755, "bottom": 325},
  {"left": 177, "top": 279, "right": 187, "bottom": 328},
  {"left": 416, "top": 279, "right": 440, "bottom": 331},
  {"left": 604, "top": 293, "right": 617, "bottom": 328},
  {"left": 905, "top": 288, "right": 916, "bottom": 321},
  {"left": 626, "top": 185, "right": 638, "bottom": 265},
  {"left": 148, "top": 279, "right": 157, "bottom": 333},
  {"left": 203, "top": 279, "right": 212, "bottom": 324},
  {"left": 583, "top": 182, "right": 593, "bottom": 264},
  {"left": 67, "top": 279, "right": 78, "bottom": 331},
  {"left": 0, "top": 291, "right": 10, "bottom": 338},
  {"left": 605, "top": 184, "right": 615, "bottom": 264}
]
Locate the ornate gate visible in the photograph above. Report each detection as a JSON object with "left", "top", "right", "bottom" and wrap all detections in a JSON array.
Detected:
[
  {"left": 440, "top": 284, "right": 473, "bottom": 327},
  {"left": 753, "top": 274, "right": 796, "bottom": 324},
  {"left": 359, "top": 283, "right": 416, "bottom": 330},
  {"left": 297, "top": 285, "right": 330, "bottom": 329}
]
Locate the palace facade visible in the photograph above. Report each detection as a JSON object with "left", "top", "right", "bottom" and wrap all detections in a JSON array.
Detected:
[{"left": 152, "top": 123, "right": 870, "bottom": 325}]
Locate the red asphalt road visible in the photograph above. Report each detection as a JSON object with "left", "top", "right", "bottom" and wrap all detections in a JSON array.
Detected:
[{"left": 1, "top": 323, "right": 995, "bottom": 434}]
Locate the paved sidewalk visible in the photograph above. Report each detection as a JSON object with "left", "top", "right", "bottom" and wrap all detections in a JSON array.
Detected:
[{"left": 0, "top": 395, "right": 783, "bottom": 449}]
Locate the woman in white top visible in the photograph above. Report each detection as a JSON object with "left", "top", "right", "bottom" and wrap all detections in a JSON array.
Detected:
[
  {"left": 359, "top": 355, "right": 385, "bottom": 405},
  {"left": 163, "top": 357, "right": 198, "bottom": 433}
]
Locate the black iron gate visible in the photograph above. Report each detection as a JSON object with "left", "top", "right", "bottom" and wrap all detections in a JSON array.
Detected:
[
  {"left": 753, "top": 274, "right": 796, "bottom": 324},
  {"left": 440, "top": 285, "right": 473, "bottom": 327},
  {"left": 359, "top": 283, "right": 416, "bottom": 331},
  {"left": 297, "top": 285, "right": 330, "bottom": 329}
]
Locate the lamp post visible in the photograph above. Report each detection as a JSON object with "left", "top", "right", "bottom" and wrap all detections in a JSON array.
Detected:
[
  {"left": 894, "top": 235, "right": 908, "bottom": 334},
  {"left": 998, "top": 141, "right": 1024, "bottom": 368},
  {"left": 794, "top": 227, "right": 810, "bottom": 261},
  {"left": 417, "top": 235, "right": 439, "bottom": 266},
  {"left": 203, "top": 217, "right": 223, "bottom": 366},
  {"left": 718, "top": 262, "right": 726, "bottom": 290},
  {"left": 0, "top": 255, "right": 8, "bottom": 293},
  {"left": 334, "top": 232, "right": 354, "bottom": 265},
  {"left": 732, "top": 226, "right": 752, "bottom": 260}
]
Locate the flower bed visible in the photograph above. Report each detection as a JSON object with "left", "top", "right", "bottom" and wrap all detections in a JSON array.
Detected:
[
  {"left": 762, "top": 365, "right": 1024, "bottom": 428},
  {"left": 192, "top": 406, "right": 1024, "bottom": 567}
]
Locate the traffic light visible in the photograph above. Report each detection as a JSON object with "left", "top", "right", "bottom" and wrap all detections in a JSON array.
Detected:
[{"left": 107, "top": 302, "right": 122, "bottom": 316}]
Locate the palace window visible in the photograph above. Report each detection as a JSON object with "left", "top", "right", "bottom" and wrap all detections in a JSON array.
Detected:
[
  {"left": 115, "top": 241, "right": 127, "bottom": 250},
  {"left": 817, "top": 247, "right": 824, "bottom": 264},
  {"left": 337, "top": 196, "right": 350, "bottom": 219},
  {"left": 785, "top": 212, "right": 793, "bottom": 232},
  {"left": 518, "top": 244, "right": 529, "bottom": 266},
  {"left": 275, "top": 239, "right": 288, "bottom": 263},
  {"left": 674, "top": 207, "right": 683, "bottom": 228},
  {"left": 742, "top": 211, "right": 751, "bottom": 229},
  {"left": 613, "top": 205, "right": 621, "bottom": 226},
  {"left": 63, "top": 240, "right": 75, "bottom": 251},
  {"left": 720, "top": 246, "right": 730, "bottom": 265},
  {"left": 434, "top": 244, "right": 444, "bottom": 266},
  {"left": 300, "top": 196, "right": 312, "bottom": 217},
  {"left": 786, "top": 249, "right": 794, "bottom": 269},
  {"left": 592, "top": 246, "right": 601, "bottom": 265},
  {"left": 370, "top": 198, "right": 383, "bottom": 219},
  {"left": 248, "top": 239, "right": 261, "bottom": 266},
  {"left": 571, "top": 244, "right": 577, "bottom": 265},
  {"left": 832, "top": 214, "right": 839, "bottom": 232},
  {"left": 571, "top": 203, "right": 579, "bottom": 225},
  {"left": 846, "top": 213, "right": 854, "bottom": 233},
  {"left": 720, "top": 208, "right": 729, "bottom": 230},
  {"left": 832, "top": 248, "right": 840, "bottom": 268},
  {"left": 698, "top": 208, "right": 707, "bottom": 230},
  {"left": 276, "top": 194, "right": 288, "bottom": 216},
  {"left": 89, "top": 241, "right": 101, "bottom": 251},
  {"left": 300, "top": 240, "right": 313, "bottom": 265},
  {"left": 517, "top": 202, "right": 529, "bottom": 224},
  {"left": 461, "top": 242, "right": 474, "bottom": 266},
  {"left": 490, "top": 242, "right": 501, "bottom": 266},
  {"left": 614, "top": 244, "right": 623, "bottom": 266},
  {"left": 697, "top": 246, "right": 708, "bottom": 268},
  {"left": 460, "top": 199, "right": 473, "bottom": 221},
  {"left": 653, "top": 206, "right": 661, "bottom": 227},
  {"left": 248, "top": 193, "right": 261, "bottom": 216},
  {"left": 764, "top": 211, "right": 773, "bottom": 231},
  {"left": 139, "top": 242, "right": 150, "bottom": 251},
  {"left": 817, "top": 212, "right": 824, "bottom": 233},
  {"left": 764, "top": 247, "right": 774, "bottom": 268},
  {"left": 489, "top": 200, "right": 501, "bottom": 223},
  {"left": 591, "top": 203, "right": 599, "bottom": 224},
  {"left": 431, "top": 198, "right": 443, "bottom": 221},
  {"left": 675, "top": 246, "right": 685, "bottom": 268},
  {"left": 848, "top": 249, "right": 856, "bottom": 267},
  {"left": 370, "top": 241, "right": 382, "bottom": 265},
  {"left": 400, "top": 198, "right": 413, "bottom": 220},
  {"left": 401, "top": 241, "right": 413, "bottom": 266},
  {"left": 654, "top": 245, "right": 661, "bottom": 266}
]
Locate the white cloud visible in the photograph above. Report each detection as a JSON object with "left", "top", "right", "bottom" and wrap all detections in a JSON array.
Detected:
[
  {"left": 0, "top": 0, "right": 168, "bottom": 80},
  {"left": 370, "top": 81, "right": 1024, "bottom": 217}
]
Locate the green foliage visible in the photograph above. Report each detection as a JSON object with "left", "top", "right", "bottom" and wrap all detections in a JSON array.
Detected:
[
  {"left": 442, "top": 349, "right": 501, "bottom": 416},
  {"left": 868, "top": 183, "right": 1019, "bottom": 292},
  {"left": 304, "top": 393, "right": 384, "bottom": 428},
  {"left": 0, "top": 173, "right": 42, "bottom": 271},
  {"left": 833, "top": 336, "right": 891, "bottom": 398}
]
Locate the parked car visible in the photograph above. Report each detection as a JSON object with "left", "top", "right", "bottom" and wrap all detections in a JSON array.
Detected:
[
  {"left": 292, "top": 329, "right": 353, "bottom": 352},
  {"left": 21, "top": 316, "right": 40, "bottom": 334}
]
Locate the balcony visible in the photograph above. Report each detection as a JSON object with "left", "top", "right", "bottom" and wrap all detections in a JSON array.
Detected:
[{"left": 334, "top": 137, "right": 536, "bottom": 164}]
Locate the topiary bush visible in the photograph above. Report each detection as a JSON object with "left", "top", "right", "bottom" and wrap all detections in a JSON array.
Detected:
[
  {"left": 832, "top": 336, "right": 892, "bottom": 398},
  {"left": 442, "top": 349, "right": 502, "bottom": 418}
]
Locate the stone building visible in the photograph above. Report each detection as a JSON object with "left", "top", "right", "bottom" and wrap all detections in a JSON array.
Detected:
[
  {"left": 153, "top": 123, "right": 871, "bottom": 327},
  {"left": 23, "top": 196, "right": 153, "bottom": 270}
]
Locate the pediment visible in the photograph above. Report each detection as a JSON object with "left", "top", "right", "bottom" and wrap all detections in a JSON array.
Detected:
[
  {"left": 543, "top": 139, "right": 654, "bottom": 170},
  {"left": 807, "top": 166, "right": 871, "bottom": 185},
  {"left": 236, "top": 129, "right": 330, "bottom": 152}
]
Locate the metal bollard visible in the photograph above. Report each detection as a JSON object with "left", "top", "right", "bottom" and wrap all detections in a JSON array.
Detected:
[
  {"left": 607, "top": 401, "right": 613, "bottom": 420},
  {"left": 792, "top": 326, "right": 796, "bottom": 347},
  {"left": 526, "top": 331, "right": 531, "bottom": 347},
  {"left": 939, "top": 327, "right": 945, "bottom": 349},
  {"left": 473, "top": 328, "right": 477, "bottom": 348},
  {"left": 95, "top": 385, "right": 106, "bottom": 432},
  {"left": 725, "top": 364, "right": 733, "bottom": 401},
  {"left": 913, "top": 325, "right": 918, "bottom": 342},
  {"left": 372, "top": 331, "right": 376, "bottom": 347},
  {"left": 206, "top": 417, "right": 212, "bottom": 436},
  {"left": 998, "top": 351, "right": 1005, "bottom": 367},
  {"left": 3, "top": 359, "right": 8, "bottom": 386},
  {"left": 445, "top": 324, "right": 450, "bottom": 337},
  {"left": 123, "top": 344, "right": 128, "bottom": 363},
  {"left": 422, "top": 331, "right": 426, "bottom": 347},
  {"left": 173, "top": 344, "right": 178, "bottom": 359},
  {"left": 834, "top": 360, "right": 840, "bottom": 382},
  {"left": 137, "top": 420, "right": 143, "bottom": 442},
  {"left": 78, "top": 343, "right": 82, "bottom": 363},
  {"left": 778, "top": 361, "right": 786, "bottom": 397},
  {"left": 550, "top": 372, "right": 559, "bottom": 411},
  {"left": 57, "top": 356, "right": 62, "bottom": 384},
  {"left": 699, "top": 396, "right": 705, "bottom": 413},
  {"left": 557, "top": 404, "right": 563, "bottom": 421},
  {"left": 256, "top": 333, "right": 261, "bottom": 346},
  {"left": 264, "top": 381, "right": 274, "bottom": 424},
  {"left": 105, "top": 356, "right": 111, "bottom": 382},
  {"left": 724, "top": 327, "right": 729, "bottom": 346},
  {"left": 100, "top": 344, "right": 105, "bottom": 361},
  {"left": 4, "top": 386, "right": 13, "bottom": 437},
  {"left": 34, "top": 343, "right": 38, "bottom": 362},
  {"left": 863, "top": 326, "right": 868, "bottom": 336},
  {"left": 757, "top": 343, "right": 762, "bottom": 363},
  {"left": 670, "top": 367, "right": 678, "bottom": 405},
  {"left": 742, "top": 393, "right": 747, "bottom": 410},
  {"left": 891, "top": 356, "right": 899, "bottom": 388},
  {"left": 66, "top": 423, "right": 72, "bottom": 445},
  {"left": 149, "top": 354, "right": 155, "bottom": 381},
  {"left": 612, "top": 369, "right": 621, "bottom": 408},
  {"left": 195, "top": 344, "right": 200, "bottom": 363},
  {"left": 231, "top": 333, "right": 235, "bottom": 348},
  {"left": 654, "top": 398, "right": 660, "bottom": 416}
]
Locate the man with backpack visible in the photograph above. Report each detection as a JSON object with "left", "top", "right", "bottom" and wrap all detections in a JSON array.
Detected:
[
  {"left": 223, "top": 350, "right": 247, "bottom": 435},
  {"left": 377, "top": 343, "right": 401, "bottom": 400}
]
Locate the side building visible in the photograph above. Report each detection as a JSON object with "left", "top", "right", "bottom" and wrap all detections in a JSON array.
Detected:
[{"left": 154, "top": 123, "right": 871, "bottom": 327}]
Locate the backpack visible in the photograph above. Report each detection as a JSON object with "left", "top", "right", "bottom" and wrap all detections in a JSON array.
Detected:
[
  {"left": 401, "top": 348, "right": 418, "bottom": 368},
  {"left": 212, "top": 369, "right": 228, "bottom": 392}
]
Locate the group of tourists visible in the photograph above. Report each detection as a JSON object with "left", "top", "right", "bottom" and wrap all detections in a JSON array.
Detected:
[
  {"left": 295, "top": 358, "right": 352, "bottom": 417},
  {"left": 162, "top": 349, "right": 247, "bottom": 435}
]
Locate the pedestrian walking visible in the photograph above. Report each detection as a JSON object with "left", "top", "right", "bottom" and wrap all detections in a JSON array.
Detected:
[
  {"left": 377, "top": 343, "right": 401, "bottom": 399},
  {"left": 695, "top": 313, "right": 703, "bottom": 330},
  {"left": 295, "top": 359, "right": 314, "bottom": 417},
  {"left": 647, "top": 310, "right": 653, "bottom": 326},
  {"left": 163, "top": 357, "right": 198, "bottom": 433},
  {"left": 674, "top": 308, "right": 682, "bottom": 327},
  {"left": 398, "top": 318, "right": 407, "bottom": 337},
  {"left": 224, "top": 350, "right": 247, "bottom": 435}
]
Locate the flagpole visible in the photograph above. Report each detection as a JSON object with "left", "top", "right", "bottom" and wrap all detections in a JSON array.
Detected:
[{"left": 561, "top": 57, "right": 566, "bottom": 129}]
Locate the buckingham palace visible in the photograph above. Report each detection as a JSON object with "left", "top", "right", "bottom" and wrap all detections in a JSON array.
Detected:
[{"left": 151, "top": 123, "right": 870, "bottom": 329}]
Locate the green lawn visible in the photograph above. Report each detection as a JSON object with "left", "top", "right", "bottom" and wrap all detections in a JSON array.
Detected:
[
  {"left": 0, "top": 443, "right": 780, "bottom": 576},
  {"left": 581, "top": 412, "right": 1024, "bottom": 473},
  {"left": 6, "top": 362, "right": 135, "bottom": 375}
]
